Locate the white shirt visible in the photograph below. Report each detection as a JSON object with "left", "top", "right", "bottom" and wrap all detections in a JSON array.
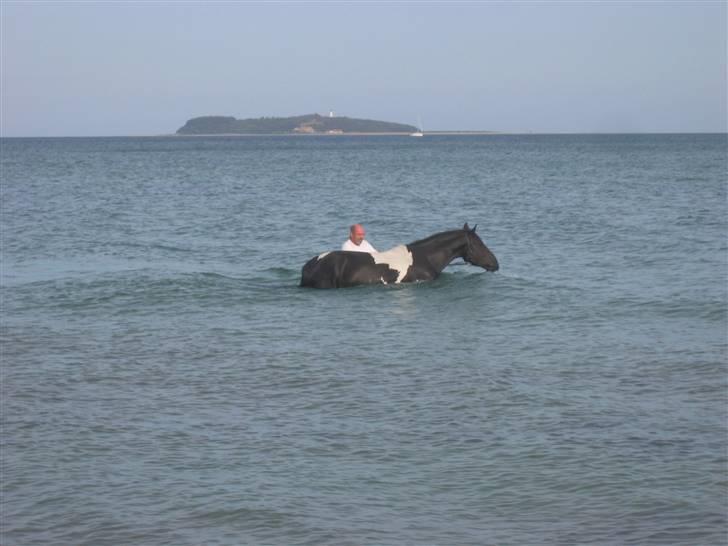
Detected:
[{"left": 342, "top": 239, "right": 377, "bottom": 253}]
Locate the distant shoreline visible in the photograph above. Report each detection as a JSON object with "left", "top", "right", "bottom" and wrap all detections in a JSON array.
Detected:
[
  {"left": 3, "top": 132, "right": 725, "bottom": 139},
  {"left": 168, "top": 131, "right": 506, "bottom": 137}
]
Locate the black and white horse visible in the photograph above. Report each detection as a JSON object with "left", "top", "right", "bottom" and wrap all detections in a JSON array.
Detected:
[{"left": 300, "top": 223, "right": 499, "bottom": 289}]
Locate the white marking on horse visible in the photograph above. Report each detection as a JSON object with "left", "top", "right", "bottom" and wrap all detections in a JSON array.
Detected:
[
  {"left": 372, "top": 245, "right": 413, "bottom": 284},
  {"left": 317, "top": 251, "right": 331, "bottom": 260}
]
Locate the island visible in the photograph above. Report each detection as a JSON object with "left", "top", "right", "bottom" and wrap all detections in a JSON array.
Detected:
[{"left": 176, "top": 114, "right": 418, "bottom": 135}]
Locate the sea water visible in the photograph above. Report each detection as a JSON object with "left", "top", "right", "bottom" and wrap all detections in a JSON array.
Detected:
[{"left": 1, "top": 134, "right": 726, "bottom": 545}]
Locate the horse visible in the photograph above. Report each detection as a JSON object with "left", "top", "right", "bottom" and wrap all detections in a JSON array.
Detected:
[{"left": 300, "top": 223, "right": 499, "bottom": 289}]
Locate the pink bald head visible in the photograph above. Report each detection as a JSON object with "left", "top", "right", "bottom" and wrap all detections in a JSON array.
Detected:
[{"left": 349, "top": 224, "right": 366, "bottom": 246}]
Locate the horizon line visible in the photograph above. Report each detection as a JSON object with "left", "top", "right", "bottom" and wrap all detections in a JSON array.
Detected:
[{"left": 2, "top": 131, "right": 727, "bottom": 139}]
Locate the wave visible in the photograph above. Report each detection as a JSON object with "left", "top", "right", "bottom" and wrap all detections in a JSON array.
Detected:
[
  {"left": 6, "top": 260, "right": 722, "bottom": 329},
  {"left": 605, "top": 294, "right": 727, "bottom": 322},
  {"left": 2, "top": 265, "right": 309, "bottom": 315},
  {"left": 93, "top": 240, "right": 197, "bottom": 254}
]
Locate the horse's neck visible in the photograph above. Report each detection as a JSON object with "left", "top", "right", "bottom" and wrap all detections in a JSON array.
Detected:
[{"left": 411, "top": 231, "right": 467, "bottom": 273}]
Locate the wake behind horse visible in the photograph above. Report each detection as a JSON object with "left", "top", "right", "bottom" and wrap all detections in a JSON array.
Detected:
[{"left": 300, "top": 224, "right": 499, "bottom": 289}]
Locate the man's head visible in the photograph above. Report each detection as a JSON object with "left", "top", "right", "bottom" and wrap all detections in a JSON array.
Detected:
[{"left": 349, "top": 224, "right": 366, "bottom": 246}]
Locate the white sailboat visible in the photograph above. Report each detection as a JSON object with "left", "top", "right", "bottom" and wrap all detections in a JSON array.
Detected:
[{"left": 410, "top": 116, "right": 424, "bottom": 137}]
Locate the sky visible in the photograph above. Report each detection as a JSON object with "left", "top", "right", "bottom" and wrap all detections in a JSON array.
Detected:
[{"left": 1, "top": 1, "right": 726, "bottom": 136}]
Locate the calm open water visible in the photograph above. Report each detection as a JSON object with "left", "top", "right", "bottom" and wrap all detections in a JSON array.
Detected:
[{"left": 1, "top": 134, "right": 726, "bottom": 545}]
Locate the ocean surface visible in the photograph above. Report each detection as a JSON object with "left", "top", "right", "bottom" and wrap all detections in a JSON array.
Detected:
[{"left": 1, "top": 134, "right": 726, "bottom": 545}]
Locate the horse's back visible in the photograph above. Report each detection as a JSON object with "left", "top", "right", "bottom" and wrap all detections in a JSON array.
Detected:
[
  {"left": 300, "top": 253, "right": 335, "bottom": 288},
  {"left": 300, "top": 250, "right": 391, "bottom": 288}
]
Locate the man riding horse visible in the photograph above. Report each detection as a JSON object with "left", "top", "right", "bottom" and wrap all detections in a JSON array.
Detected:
[{"left": 300, "top": 224, "right": 498, "bottom": 289}]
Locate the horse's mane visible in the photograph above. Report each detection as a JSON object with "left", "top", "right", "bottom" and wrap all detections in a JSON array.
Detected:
[{"left": 408, "top": 229, "right": 465, "bottom": 247}]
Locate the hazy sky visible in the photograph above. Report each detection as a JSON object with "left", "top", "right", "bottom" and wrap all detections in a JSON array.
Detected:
[{"left": 2, "top": 1, "right": 726, "bottom": 136}]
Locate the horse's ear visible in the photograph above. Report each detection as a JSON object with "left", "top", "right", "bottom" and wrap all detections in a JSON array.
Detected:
[
  {"left": 472, "top": 224, "right": 477, "bottom": 233},
  {"left": 463, "top": 222, "right": 470, "bottom": 231}
]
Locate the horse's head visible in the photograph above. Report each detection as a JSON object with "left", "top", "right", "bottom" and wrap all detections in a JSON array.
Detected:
[{"left": 462, "top": 223, "right": 499, "bottom": 272}]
